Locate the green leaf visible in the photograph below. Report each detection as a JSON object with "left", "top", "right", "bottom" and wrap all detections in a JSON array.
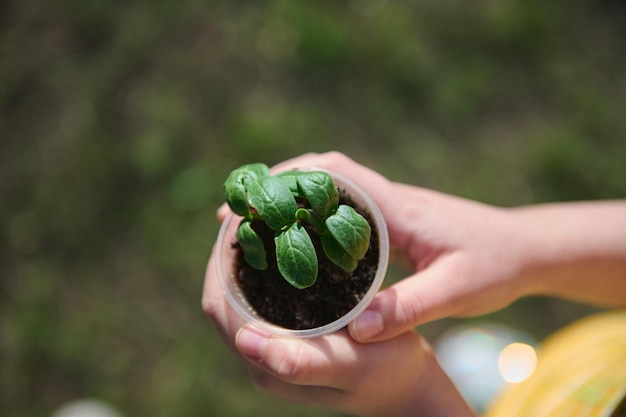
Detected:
[
  {"left": 224, "top": 163, "right": 270, "bottom": 216},
  {"left": 275, "top": 224, "right": 318, "bottom": 289},
  {"left": 224, "top": 172, "right": 249, "bottom": 216},
  {"left": 237, "top": 220, "right": 268, "bottom": 270},
  {"left": 296, "top": 171, "right": 339, "bottom": 217},
  {"left": 321, "top": 233, "right": 358, "bottom": 273},
  {"left": 275, "top": 170, "right": 303, "bottom": 196},
  {"left": 325, "top": 205, "right": 371, "bottom": 260},
  {"left": 245, "top": 163, "right": 271, "bottom": 178},
  {"left": 246, "top": 176, "right": 297, "bottom": 231}
]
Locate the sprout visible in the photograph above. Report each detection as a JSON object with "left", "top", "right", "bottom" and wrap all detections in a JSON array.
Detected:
[{"left": 224, "top": 163, "right": 371, "bottom": 289}]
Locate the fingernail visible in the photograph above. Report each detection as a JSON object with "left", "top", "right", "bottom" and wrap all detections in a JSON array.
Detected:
[
  {"left": 236, "top": 326, "right": 269, "bottom": 360},
  {"left": 352, "top": 310, "right": 384, "bottom": 341}
]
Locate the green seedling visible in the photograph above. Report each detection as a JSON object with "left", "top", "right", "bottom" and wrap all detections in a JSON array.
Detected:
[{"left": 224, "top": 163, "right": 372, "bottom": 289}]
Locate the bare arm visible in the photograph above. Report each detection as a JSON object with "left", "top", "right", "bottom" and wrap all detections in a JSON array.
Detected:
[
  {"left": 512, "top": 200, "right": 626, "bottom": 307},
  {"left": 266, "top": 153, "right": 626, "bottom": 342},
  {"left": 204, "top": 152, "right": 625, "bottom": 417}
]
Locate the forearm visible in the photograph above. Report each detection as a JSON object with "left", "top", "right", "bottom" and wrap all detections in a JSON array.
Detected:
[{"left": 511, "top": 200, "right": 626, "bottom": 307}]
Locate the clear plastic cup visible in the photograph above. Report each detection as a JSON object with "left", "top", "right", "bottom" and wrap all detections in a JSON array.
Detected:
[{"left": 216, "top": 168, "right": 389, "bottom": 338}]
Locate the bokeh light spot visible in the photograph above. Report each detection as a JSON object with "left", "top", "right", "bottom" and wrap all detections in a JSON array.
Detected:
[{"left": 498, "top": 342, "right": 537, "bottom": 383}]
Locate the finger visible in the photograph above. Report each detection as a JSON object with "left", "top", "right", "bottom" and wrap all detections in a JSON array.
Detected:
[
  {"left": 201, "top": 246, "right": 246, "bottom": 350},
  {"left": 201, "top": 246, "right": 221, "bottom": 319},
  {"left": 217, "top": 204, "right": 230, "bottom": 222},
  {"left": 270, "top": 152, "right": 389, "bottom": 193},
  {"left": 235, "top": 325, "right": 361, "bottom": 387},
  {"left": 269, "top": 152, "right": 330, "bottom": 173},
  {"left": 271, "top": 151, "right": 410, "bottom": 240},
  {"left": 349, "top": 257, "right": 467, "bottom": 343}
]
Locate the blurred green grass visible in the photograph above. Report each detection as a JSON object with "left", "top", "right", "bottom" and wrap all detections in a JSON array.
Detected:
[{"left": 1, "top": 1, "right": 625, "bottom": 416}]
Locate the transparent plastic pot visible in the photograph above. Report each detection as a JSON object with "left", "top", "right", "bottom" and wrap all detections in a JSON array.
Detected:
[{"left": 216, "top": 168, "right": 389, "bottom": 338}]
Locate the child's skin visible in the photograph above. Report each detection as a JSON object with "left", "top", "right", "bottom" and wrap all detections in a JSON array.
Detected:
[{"left": 205, "top": 152, "right": 626, "bottom": 417}]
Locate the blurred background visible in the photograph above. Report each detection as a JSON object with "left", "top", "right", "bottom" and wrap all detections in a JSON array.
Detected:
[{"left": 1, "top": 0, "right": 625, "bottom": 416}]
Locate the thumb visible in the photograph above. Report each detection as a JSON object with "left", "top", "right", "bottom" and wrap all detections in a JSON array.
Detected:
[{"left": 349, "top": 262, "right": 461, "bottom": 343}]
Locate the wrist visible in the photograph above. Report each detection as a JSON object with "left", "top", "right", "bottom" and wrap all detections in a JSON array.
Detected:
[{"left": 363, "top": 337, "right": 475, "bottom": 417}]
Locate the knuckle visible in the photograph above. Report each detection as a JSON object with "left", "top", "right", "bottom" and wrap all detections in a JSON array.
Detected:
[
  {"left": 395, "top": 294, "right": 426, "bottom": 330},
  {"left": 324, "top": 151, "right": 349, "bottom": 165},
  {"left": 201, "top": 296, "right": 218, "bottom": 320},
  {"left": 273, "top": 343, "right": 312, "bottom": 384}
]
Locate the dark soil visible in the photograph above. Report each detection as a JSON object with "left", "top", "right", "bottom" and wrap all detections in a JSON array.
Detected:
[{"left": 234, "top": 191, "right": 380, "bottom": 330}]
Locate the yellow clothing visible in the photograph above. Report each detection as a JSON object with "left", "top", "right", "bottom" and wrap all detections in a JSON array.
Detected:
[{"left": 485, "top": 310, "right": 626, "bottom": 417}]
